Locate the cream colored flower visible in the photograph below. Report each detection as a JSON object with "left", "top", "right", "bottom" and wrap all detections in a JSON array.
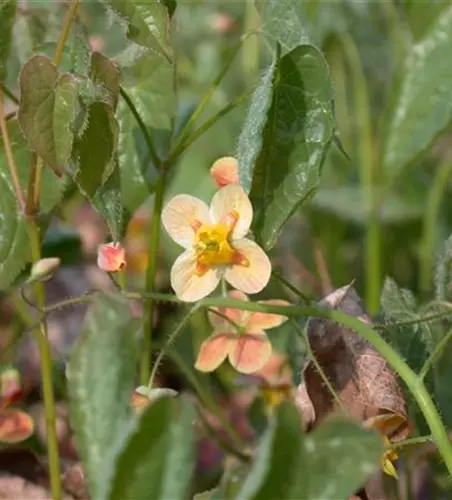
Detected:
[
  {"left": 195, "top": 290, "right": 289, "bottom": 374},
  {"left": 162, "top": 185, "right": 271, "bottom": 302}
]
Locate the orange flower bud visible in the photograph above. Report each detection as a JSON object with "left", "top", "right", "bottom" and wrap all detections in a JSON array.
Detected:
[
  {"left": 29, "top": 257, "right": 61, "bottom": 282},
  {"left": 210, "top": 13, "right": 236, "bottom": 34},
  {"left": 97, "top": 242, "right": 126, "bottom": 272},
  {"left": 210, "top": 157, "right": 239, "bottom": 188}
]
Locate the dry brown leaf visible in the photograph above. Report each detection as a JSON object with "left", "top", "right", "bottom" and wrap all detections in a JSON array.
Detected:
[{"left": 295, "top": 284, "right": 411, "bottom": 441}]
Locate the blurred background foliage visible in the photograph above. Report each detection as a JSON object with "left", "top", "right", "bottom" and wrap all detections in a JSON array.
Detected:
[{"left": 2, "top": 0, "right": 452, "bottom": 495}]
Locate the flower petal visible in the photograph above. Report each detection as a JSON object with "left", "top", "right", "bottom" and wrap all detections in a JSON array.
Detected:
[
  {"left": 247, "top": 299, "right": 290, "bottom": 332},
  {"left": 210, "top": 185, "right": 252, "bottom": 239},
  {"left": 208, "top": 290, "right": 250, "bottom": 331},
  {"left": 162, "top": 195, "right": 210, "bottom": 248},
  {"left": 224, "top": 238, "right": 271, "bottom": 294},
  {"left": 171, "top": 250, "right": 221, "bottom": 302},
  {"left": 0, "top": 408, "right": 34, "bottom": 444},
  {"left": 195, "top": 333, "right": 236, "bottom": 372},
  {"left": 228, "top": 332, "right": 272, "bottom": 374}
]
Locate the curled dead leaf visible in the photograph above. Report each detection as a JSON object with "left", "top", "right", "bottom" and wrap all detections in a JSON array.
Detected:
[
  {"left": 296, "top": 284, "right": 411, "bottom": 442},
  {"left": 0, "top": 408, "right": 34, "bottom": 444}
]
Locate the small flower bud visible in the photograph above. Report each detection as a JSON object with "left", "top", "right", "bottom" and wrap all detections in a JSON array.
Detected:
[
  {"left": 97, "top": 242, "right": 126, "bottom": 272},
  {"left": 131, "top": 386, "right": 178, "bottom": 413},
  {"left": 29, "top": 257, "right": 61, "bottom": 282},
  {"left": 209, "top": 13, "right": 236, "bottom": 34},
  {"left": 210, "top": 157, "right": 239, "bottom": 188}
]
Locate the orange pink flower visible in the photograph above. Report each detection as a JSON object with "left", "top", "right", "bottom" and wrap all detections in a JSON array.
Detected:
[
  {"left": 97, "top": 242, "right": 126, "bottom": 272},
  {"left": 210, "top": 157, "right": 239, "bottom": 188},
  {"left": 195, "top": 290, "right": 289, "bottom": 374}
]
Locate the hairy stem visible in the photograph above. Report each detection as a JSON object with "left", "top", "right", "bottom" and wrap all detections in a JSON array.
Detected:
[
  {"left": 168, "top": 90, "right": 251, "bottom": 163},
  {"left": 419, "top": 162, "right": 452, "bottom": 295},
  {"left": 419, "top": 327, "right": 452, "bottom": 381},
  {"left": 140, "top": 171, "right": 167, "bottom": 384},
  {"left": 340, "top": 34, "right": 380, "bottom": 315},
  {"left": 0, "top": 89, "right": 25, "bottom": 210},
  {"left": 55, "top": 0, "right": 80, "bottom": 66},
  {"left": 119, "top": 87, "right": 161, "bottom": 170},
  {"left": 148, "top": 305, "right": 200, "bottom": 389},
  {"left": 175, "top": 33, "right": 255, "bottom": 148},
  {"left": 28, "top": 223, "right": 62, "bottom": 500}
]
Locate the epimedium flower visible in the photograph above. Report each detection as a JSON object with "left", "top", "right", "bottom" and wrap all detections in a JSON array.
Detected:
[
  {"left": 162, "top": 184, "right": 271, "bottom": 302},
  {"left": 210, "top": 156, "right": 239, "bottom": 188},
  {"left": 97, "top": 242, "right": 126, "bottom": 272},
  {"left": 195, "top": 290, "right": 289, "bottom": 374}
]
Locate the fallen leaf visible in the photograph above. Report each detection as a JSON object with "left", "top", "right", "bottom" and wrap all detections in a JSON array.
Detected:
[{"left": 296, "top": 284, "right": 411, "bottom": 441}]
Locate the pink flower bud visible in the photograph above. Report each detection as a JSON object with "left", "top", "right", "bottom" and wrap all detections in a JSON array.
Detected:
[
  {"left": 97, "top": 242, "right": 126, "bottom": 272},
  {"left": 210, "top": 157, "right": 239, "bottom": 188},
  {"left": 29, "top": 257, "right": 61, "bottom": 282}
]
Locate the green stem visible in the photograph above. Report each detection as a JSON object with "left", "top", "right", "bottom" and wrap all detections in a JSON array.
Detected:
[
  {"left": 419, "top": 328, "right": 452, "bottom": 381},
  {"left": 389, "top": 434, "right": 433, "bottom": 450},
  {"left": 291, "top": 320, "right": 346, "bottom": 414},
  {"left": 174, "top": 33, "right": 255, "bottom": 148},
  {"left": 0, "top": 89, "right": 25, "bottom": 210},
  {"left": 195, "top": 405, "right": 250, "bottom": 463},
  {"left": 54, "top": 0, "right": 79, "bottom": 67},
  {"left": 140, "top": 171, "right": 167, "bottom": 384},
  {"left": 148, "top": 305, "right": 200, "bottom": 389},
  {"left": 168, "top": 90, "right": 251, "bottom": 163},
  {"left": 27, "top": 222, "right": 62, "bottom": 500},
  {"left": 0, "top": 83, "right": 19, "bottom": 105},
  {"left": 164, "top": 348, "right": 246, "bottom": 451},
  {"left": 375, "top": 309, "right": 452, "bottom": 330},
  {"left": 419, "top": 162, "right": 452, "bottom": 294},
  {"left": 119, "top": 87, "right": 161, "bottom": 170},
  {"left": 124, "top": 290, "right": 452, "bottom": 472},
  {"left": 242, "top": 0, "right": 260, "bottom": 84},
  {"left": 340, "top": 34, "right": 380, "bottom": 315},
  {"left": 271, "top": 270, "right": 311, "bottom": 302}
]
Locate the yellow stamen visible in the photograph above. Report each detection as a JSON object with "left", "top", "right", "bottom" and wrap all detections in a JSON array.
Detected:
[{"left": 193, "top": 211, "right": 246, "bottom": 275}]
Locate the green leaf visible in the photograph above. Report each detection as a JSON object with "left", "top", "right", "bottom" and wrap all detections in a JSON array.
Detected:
[
  {"left": 237, "top": 56, "right": 277, "bottom": 194},
  {"left": 73, "top": 101, "right": 119, "bottom": 197},
  {"left": 116, "top": 46, "right": 176, "bottom": 212},
  {"left": 435, "top": 234, "right": 452, "bottom": 302},
  {"left": 296, "top": 419, "right": 381, "bottom": 499},
  {"left": 382, "top": 6, "right": 452, "bottom": 182},
  {"left": 0, "top": 120, "right": 63, "bottom": 289},
  {"left": 92, "top": 163, "right": 129, "bottom": 240},
  {"left": 236, "top": 403, "right": 381, "bottom": 500},
  {"left": 67, "top": 292, "right": 138, "bottom": 500},
  {"left": 380, "top": 277, "right": 433, "bottom": 372},
  {"left": 53, "top": 74, "right": 78, "bottom": 168},
  {"left": 103, "top": 0, "right": 172, "bottom": 62},
  {"left": 18, "top": 55, "right": 65, "bottom": 176},
  {"left": 0, "top": 0, "right": 16, "bottom": 81},
  {"left": 238, "top": 44, "right": 335, "bottom": 249},
  {"left": 162, "top": 0, "right": 176, "bottom": 18},
  {"left": 312, "top": 186, "right": 423, "bottom": 225},
  {"left": 237, "top": 402, "right": 303, "bottom": 500},
  {"left": 89, "top": 52, "right": 120, "bottom": 109},
  {"left": 255, "top": 0, "right": 312, "bottom": 53},
  {"left": 109, "top": 397, "right": 196, "bottom": 500},
  {"left": 117, "top": 45, "right": 176, "bottom": 131}
]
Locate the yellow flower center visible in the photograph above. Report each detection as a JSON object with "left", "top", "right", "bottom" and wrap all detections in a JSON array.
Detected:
[{"left": 192, "top": 211, "right": 249, "bottom": 276}]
